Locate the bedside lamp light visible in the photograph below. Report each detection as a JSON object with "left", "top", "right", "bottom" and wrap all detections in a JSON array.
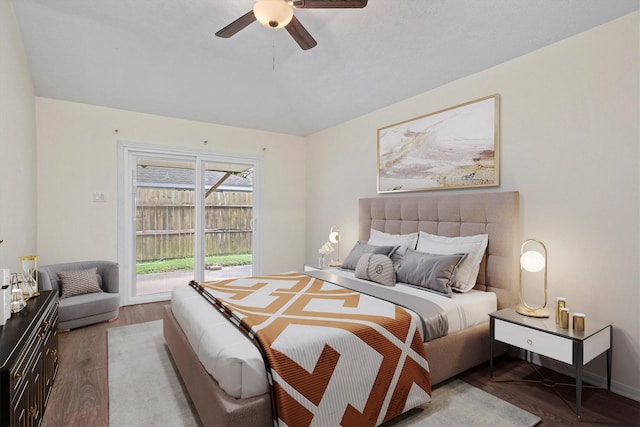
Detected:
[
  {"left": 328, "top": 226, "right": 341, "bottom": 267},
  {"left": 516, "top": 239, "right": 550, "bottom": 318}
]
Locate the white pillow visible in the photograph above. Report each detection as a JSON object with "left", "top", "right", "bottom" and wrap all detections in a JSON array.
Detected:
[
  {"left": 368, "top": 229, "right": 418, "bottom": 256},
  {"left": 416, "top": 231, "right": 488, "bottom": 292}
]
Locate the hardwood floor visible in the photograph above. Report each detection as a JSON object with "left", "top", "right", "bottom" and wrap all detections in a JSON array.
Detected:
[
  {"left": 457, "top": 356, "right": 640, "bottom": 426},
  {"left": 42, "top": 301, "right": 639, "bottom": 427},
  {"left": 42, "top": 301, "right": 167, "bottom": 427}
]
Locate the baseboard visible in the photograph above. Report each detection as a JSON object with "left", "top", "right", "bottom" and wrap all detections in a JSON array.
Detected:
[{"left": 508, "top": 349, "right": 640, "bottom": 403}]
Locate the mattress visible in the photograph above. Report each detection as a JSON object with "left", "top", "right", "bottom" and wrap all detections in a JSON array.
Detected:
[{"left": 170, "top": 270, "right": 497, "bottom": 399}]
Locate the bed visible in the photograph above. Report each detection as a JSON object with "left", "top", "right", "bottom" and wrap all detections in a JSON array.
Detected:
[{"left": 163, "top": 191, "right": 520, "bottom": 426}]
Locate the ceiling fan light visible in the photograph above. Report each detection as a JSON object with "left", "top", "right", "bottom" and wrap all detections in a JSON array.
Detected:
[{"left": 253, "top": 0, "right": 294, "bottom": 29}]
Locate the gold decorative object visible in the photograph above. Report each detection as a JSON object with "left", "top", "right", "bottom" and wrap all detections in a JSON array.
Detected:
[
  {"left": 559, "top": 307, "right": 569, "bottom": 329},
  {"left": 555, "top": 297, "right": 566, "bottom": 325},
  {"left": 20, "top": 255, "right": 39, "bottom": 298},
  {"left": 573, "top": 313, "right": 585, "bottom": 331}
]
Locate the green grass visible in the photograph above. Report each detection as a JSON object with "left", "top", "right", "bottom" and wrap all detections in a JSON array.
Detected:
[{"left": 136, "top": 254, "right": 252, "bottom": 275}]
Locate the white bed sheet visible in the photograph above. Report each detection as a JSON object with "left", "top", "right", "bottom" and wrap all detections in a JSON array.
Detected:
[
  {"left": 170, "top": 270, "right": 497, "bottom": 399},
  {"left": 322, "top": 268, "right": 497, "bottom": 334}
]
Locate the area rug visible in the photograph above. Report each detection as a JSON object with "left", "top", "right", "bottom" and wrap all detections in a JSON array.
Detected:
[
  {"left": 108, "top": 320, "right": 200, "bottom": 427},
  {"left": 108, "top": 320, "right": 541, "bottom": 427}
]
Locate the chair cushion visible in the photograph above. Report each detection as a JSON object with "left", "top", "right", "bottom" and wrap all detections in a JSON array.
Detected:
[
  {"left": 57, "top": 268, "right": 103, "bottom": 299},
  {"left": 57, "top": 292, "right": 120, "bottom": 322}
]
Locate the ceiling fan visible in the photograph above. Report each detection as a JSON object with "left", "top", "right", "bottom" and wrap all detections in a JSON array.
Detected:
[{"left": 215, "top": 0, "right": 368, "bottom": 50}]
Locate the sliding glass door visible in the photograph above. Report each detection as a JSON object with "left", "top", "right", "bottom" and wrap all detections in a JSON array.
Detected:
[{"left": 118, "top": 143, "right": 262, "bottom": 305}]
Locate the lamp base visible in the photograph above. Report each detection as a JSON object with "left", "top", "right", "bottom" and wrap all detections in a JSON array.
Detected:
[{"left": 516, "top": 306, "right": 550, "bottom": 318}]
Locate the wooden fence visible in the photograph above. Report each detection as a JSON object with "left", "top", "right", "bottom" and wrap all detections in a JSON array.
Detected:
[{"left": 136, "top": 188, "right": 252, "bottom": 261}]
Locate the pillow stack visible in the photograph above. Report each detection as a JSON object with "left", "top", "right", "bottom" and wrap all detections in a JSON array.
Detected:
[{"left": 339, "top": 229, "right": 489, "bottom": 297}]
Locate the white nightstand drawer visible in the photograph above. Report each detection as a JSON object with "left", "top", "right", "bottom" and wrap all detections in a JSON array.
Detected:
[{"left": 494, "top": 319, "right": 573, "bottom": 364}]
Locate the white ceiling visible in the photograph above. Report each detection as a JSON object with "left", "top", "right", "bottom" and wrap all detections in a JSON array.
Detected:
[{"left": 12, "top": 0, "right": 639, "bottom": 136}]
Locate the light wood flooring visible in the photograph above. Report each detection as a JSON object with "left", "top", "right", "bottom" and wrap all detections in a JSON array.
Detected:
[{"left": 42, "top": 301, "right": 639, "bottom": 427}]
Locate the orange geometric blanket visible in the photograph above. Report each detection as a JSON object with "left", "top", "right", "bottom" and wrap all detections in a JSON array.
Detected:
[{"left": 191, "top": 272, "right": 431, "bottom": 427}]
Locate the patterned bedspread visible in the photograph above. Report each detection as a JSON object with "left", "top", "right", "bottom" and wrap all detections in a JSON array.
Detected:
[{"left": 190, "top": 272, "right": 431, "bottom": 427}]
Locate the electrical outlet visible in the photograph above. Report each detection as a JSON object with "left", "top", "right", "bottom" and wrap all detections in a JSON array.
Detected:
[{"left": 93, "top": 192, "right": 106, "bottom": 202}]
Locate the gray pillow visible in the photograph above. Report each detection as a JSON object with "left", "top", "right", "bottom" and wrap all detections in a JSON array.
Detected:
[
  {"left": 395, "top": 249, "right": 467, "bottom": 297},
  {"left": 57, "top": 268, "right": 103, "bottom": 299},
  {"left": 354, "top": 253, "right": 396, "bottom": 287},
  {"left": 341, "top": 241, "right": 398, "bottom": 270}
]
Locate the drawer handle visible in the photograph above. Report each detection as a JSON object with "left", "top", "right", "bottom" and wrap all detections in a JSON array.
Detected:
[
  {"left": 29, "top": 404, "right": 38, "bottom": 418},
  {"left": 527, "top": 339, "right": 533, "bottom": 346},
  {"left": 43, "top": 320, "right": 49, "bottom": 327},
  {"left": 14, "top": 372, "right": 25, "bottom": 381}
]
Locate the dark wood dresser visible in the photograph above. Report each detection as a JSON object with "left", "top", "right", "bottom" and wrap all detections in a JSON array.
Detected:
[{"left": 0, "top": 290, "right": 59, "bottom": 427}]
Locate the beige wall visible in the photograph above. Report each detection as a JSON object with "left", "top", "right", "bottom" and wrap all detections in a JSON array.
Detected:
[
  {"left": 306, "top": 12, "right": 640, "bottom": 399},
  {"left": 35, "top": 99, "right": 307, "bottom": 274},
  {"left": 0, "top": 0, "right": 37, "bottom": 273},
  {"left": 6, "top": 0, "right": 639, "bottom": 403}
]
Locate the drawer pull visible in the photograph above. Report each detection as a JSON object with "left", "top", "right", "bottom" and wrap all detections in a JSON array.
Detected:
[
  {"left": 527, "top": 339, "right": 533, "bottom": 346},
  {"left": 14, "top": 372, "right": 25, "bottom": 381}
]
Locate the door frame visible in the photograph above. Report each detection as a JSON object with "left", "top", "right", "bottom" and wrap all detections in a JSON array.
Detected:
[{"left": 117, "top": 141, "right": 263, "bottom": 306}]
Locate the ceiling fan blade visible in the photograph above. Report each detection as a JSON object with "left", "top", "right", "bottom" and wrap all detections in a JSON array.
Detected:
[
  {"left": 215, "top": 11, "right": 256, "bottom": 38},
  {"left": 291, "top": 0, "right": 367, "bottom": 8},
  {"left": 285, "top": 15, "right": 317, "bottom": 50}
]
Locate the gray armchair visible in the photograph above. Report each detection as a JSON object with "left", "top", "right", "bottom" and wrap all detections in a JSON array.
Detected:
[{"left": 38, "top": 260, "right": 120, "bottom": 330}]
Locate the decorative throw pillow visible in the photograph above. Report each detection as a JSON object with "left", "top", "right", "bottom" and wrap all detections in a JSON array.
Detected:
[
  {"left": 355, "top": 253, "right": 396, "bottom": 287},
  {"left": 416, "top": 232, "right": 489, "bottom": 293},
  {"left": 395, "top": 249, "right": 467, "bottom": 297},
  {"left": 368, "top": 229, "right": 419, "bottom": 267},
  {"left": 58, "top": 268, "right": 103, "bottom": 299},
  {"left": 341, "top": 241, "right": 398, "bottom": 270}
]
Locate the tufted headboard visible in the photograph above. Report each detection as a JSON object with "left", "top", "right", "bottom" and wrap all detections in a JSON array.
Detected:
[{"left": 359, "top": 191, "right": 519, "bottom": 309}]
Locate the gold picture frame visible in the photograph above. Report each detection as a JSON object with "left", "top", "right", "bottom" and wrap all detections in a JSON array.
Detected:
[{"left": 377, "top": 94, "right": 500, "bottom": 193}]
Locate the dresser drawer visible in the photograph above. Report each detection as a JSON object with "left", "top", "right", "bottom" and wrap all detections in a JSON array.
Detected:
[
  {"left": 10, "top": 331, "right": 39, "bottom": 394},
  {"left": 494, "top": 319, "right": 573, "bottom": 364}
]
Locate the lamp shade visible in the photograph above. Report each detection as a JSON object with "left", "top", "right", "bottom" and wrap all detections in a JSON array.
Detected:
[
  {"left": 520, "top": 250, "right": 545, "bottom": 272},
  {"left": 329, "top": 231, "right": 340, "bottom": 244},
  {"left": 253, "top": 0, "right": 294, "bottom": 29}
]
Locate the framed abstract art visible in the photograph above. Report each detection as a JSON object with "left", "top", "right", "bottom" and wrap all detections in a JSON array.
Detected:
[{"left": 377, "top": 94, "right": 500, "bottom": 193}]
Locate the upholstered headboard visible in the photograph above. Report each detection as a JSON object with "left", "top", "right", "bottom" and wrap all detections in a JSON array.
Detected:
[{"left": 359, "top": 191, "right": 519, "bottom": 309}]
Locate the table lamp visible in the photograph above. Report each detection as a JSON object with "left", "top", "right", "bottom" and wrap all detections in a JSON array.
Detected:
[
  {"left": 516, "top": 239, "right": 550, "bottom": 317},
  {"left": 328, "top": 226, "right": 341, "bottom": 267}
]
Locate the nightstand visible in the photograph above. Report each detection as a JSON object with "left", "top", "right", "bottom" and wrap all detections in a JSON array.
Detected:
[{"left": 489, "top": 307, "right": 612, "bottom": 420}]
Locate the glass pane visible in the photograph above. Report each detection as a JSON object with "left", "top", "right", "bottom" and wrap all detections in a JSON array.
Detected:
[
  {"left": 203, "top": 163, "right": 253, "bottom": 281},
  {"left": 134, "top": 157, "right": 196, "bottom": 296}
]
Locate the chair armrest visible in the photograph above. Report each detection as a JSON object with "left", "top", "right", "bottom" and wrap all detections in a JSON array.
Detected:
[{"left": 96, "top": 261, "right": 119, "bottom": 293}]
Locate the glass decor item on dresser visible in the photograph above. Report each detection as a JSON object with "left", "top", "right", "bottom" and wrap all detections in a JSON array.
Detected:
[
  {"left": 20, "top": 255, "right": 39, "bottom": 298},
  {"left": 9, "top": 273, "right": 26, "bottom": 313}
]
